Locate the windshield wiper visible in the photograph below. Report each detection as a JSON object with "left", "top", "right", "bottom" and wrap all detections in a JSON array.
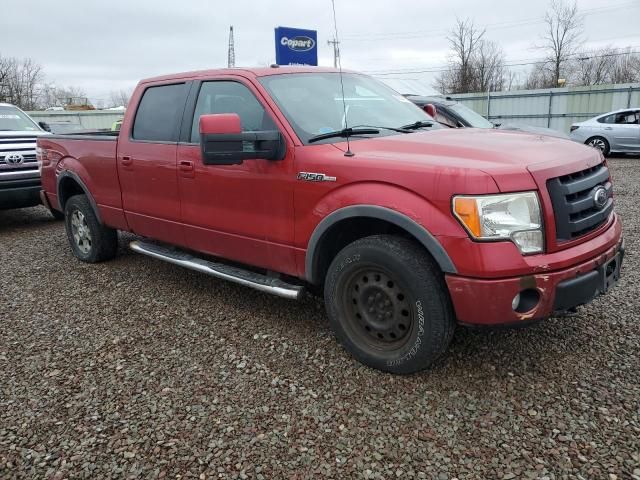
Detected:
[
  {"left": 400, "top": 120, "right": 436, "bottom": 130},
  {"left": 351, "top": 124, "right": 413, "bottom": 134},
  {"left": 308, "top": 127, "right": 380, "bottom": 143}
]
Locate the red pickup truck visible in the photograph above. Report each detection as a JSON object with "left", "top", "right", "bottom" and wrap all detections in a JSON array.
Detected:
[{"left": 37, "top": 67, "right": 624, "bottom": 374}]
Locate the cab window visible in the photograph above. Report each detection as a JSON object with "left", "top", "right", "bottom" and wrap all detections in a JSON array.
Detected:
[
  {"left": 190, "top": 81, "right": 276, "bottom": 143},
  {"left": 132, "top": 83, "right": 187, "bottom": 142}
]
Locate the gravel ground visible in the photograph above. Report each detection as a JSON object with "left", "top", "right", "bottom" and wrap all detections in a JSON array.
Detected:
[{"left": 1, "top": 157, "right": 639, "bottom": 480}]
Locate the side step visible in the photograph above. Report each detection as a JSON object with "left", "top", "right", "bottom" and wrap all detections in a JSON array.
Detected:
[{"left": 129, "top": 240, "right": 304, "bottom": 300}]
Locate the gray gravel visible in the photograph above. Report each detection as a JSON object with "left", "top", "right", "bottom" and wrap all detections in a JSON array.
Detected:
[{"left": 1, "top": 157, "right": 639, "bottom": 479}]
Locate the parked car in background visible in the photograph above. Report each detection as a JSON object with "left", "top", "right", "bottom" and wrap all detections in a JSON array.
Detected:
[
  {"left": 406, "top": 95, "right": 569, "bottom": 139},
  {"left": 38, "top": 67, "right": 623, "bottom": 374},
  {"left": 0, "top": 102, "right": 58, "bottom": 215},
  {"left": 569, "top": 108, "right": 640, "bottom": 156}
]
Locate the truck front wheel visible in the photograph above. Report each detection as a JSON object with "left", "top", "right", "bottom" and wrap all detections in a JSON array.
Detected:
[
  {"left": 324, "top": 235, "right": 455, "bottom": 374},
  {"left": 64, "top": 195, "right": 118, "bottom": 263}
]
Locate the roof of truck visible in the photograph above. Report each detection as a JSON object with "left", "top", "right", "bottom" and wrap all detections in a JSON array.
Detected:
[{"left": 139, "top": 66, "right": 355, "bottom": 84}]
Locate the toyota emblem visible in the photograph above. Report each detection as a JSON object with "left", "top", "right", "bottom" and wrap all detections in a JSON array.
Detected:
[
  {"left": 593, "top": 186, "right": 608, "bottom": 209},
  {"left": 4, "top": 153, "right": 24, "bottom": 165}
]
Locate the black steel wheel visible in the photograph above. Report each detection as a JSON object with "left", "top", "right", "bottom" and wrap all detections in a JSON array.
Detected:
[
  {"left": 324, "top": 234, "right": 455, "bottom": 374},
  {"left": 342, "top": 267, "right": 415, "bottom": 352}
]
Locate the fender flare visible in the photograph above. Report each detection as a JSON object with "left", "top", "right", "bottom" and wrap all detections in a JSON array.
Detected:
[
  {"left": 56, "top": 170, "right": 102, "bottom": 223},
  {"left": 305, "top": 205, "right": 457, "bottom": 283}
]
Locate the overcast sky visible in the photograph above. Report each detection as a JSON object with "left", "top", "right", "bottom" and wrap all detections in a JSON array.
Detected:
[{"left": 2, "top": 0, "right": 639, "bottom": 103}]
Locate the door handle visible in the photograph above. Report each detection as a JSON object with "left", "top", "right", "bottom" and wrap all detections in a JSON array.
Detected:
[
  {"left": 179, "top": 160, "right": 194, "bottom": 172},
  {"left": 604, "top": 127, "right": 613, "bottom": 130},
  {"left": 121, "top": 155, "right": 133, "bottom": 166}
]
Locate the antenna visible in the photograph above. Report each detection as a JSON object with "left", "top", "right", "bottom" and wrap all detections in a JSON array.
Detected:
[
  {"left": 227, "top": 26, "right": 235, "bottom": 68},
  {"left": 330, "top": 0, "right": 353, "bottom": 157}
]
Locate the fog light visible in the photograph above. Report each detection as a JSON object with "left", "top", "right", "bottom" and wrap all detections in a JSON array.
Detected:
[
  {"left": 512, "top": 293, "right": 521, "bottom": 310},
  {"left": 512, "top": 289, "right": 541, "bottom": 313}
]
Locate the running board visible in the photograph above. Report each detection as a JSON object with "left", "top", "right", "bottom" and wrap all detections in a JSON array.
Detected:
[{"left": 129, "top": 240, "right": 304, "bottom": 300}]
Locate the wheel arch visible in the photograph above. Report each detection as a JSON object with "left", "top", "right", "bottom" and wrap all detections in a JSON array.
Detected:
[
  {"left": 305, "top": 205, "right": 457, "bottom": 285},
  {"left": 56, "top": 171, "right": 102, "bottom": 223}
]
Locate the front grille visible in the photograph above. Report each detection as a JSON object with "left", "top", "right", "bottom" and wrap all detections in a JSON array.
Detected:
[
  {"left": 547, "top": 162, "right": 613, "bottom": 241},
  {"left": 0, "top": 136, "right": 38, "bottom": 173}
]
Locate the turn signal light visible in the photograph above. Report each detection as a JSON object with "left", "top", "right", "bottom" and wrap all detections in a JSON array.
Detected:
[{"left": 453, "top": 197, "right": 481, "bottom": 237}]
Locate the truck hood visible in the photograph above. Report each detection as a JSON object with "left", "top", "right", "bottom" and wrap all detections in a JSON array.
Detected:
[
  {"left": 0, "top": 130, "right": 48, "bottom": 138},
  {"left": 344, "top": 127, "right": 601, "bottom": 191},
  {"left": 496, "top": 123, "right": 569, "bottom": 139}
]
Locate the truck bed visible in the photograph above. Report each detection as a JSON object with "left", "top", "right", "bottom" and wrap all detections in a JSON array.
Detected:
[{"left": 38, "top": 132, "right": 123, "bottom": 223}]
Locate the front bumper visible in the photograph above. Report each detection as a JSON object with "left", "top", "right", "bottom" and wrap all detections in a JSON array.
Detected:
[
  {"left": 446, "top": 236, "right": 624, "bottom": 326},
  {"left": 0, "top": 177, "right": 42, "bottom": 210}
]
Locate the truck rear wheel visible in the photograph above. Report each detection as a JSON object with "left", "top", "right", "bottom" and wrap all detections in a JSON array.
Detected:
[
  {"left": 324, "top": 235, "right": 455, "bottom": 374},
  {"left": 64, "top": 195, "right": 118, "bottom": 263}
]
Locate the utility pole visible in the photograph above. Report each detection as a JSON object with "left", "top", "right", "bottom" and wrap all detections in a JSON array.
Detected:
[
  {"left": 228, "top": 26, "right": 235, "bottom": 68},
  {"left": 327, "top": 38, "right": 340, "bottom": 68}
]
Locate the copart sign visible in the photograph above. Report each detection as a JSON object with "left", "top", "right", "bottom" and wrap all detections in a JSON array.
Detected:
[{"left": 274, "top": 26, "right": 318, "bottom": 66}]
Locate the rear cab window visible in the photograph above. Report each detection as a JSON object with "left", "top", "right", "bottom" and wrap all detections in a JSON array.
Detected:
[{"left": 132, "top": 83, "right": 188, "bottom": 142}]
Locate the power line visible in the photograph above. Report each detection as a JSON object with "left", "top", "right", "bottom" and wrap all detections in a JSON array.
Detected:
[
  {"left": 341, "top": 1, "right": 638, "bottom": 42},
  {"left": 365, "top": 49, "right": 640, "bottom": 77}
]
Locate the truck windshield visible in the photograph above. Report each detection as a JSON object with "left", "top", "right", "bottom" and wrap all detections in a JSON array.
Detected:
[
  {"left": 0, "top": 105, "right": 40, "bottom": 131},
  {"left": 259, "top": 72, "right": 433, "bottom": 144},
  {"left": 449, "top": 103, "right": 494, "bottom": 129}
]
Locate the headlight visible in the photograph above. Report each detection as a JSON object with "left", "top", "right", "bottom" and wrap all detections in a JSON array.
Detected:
[{"left": 453, "top": 192, "right": 544, "bottom": 254}]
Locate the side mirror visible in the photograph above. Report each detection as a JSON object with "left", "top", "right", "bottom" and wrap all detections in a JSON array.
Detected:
[
  {"left": 423, "top": 104, "right": 437, "bottom": 118},
  {"left": 199, "top": 113, "right": 285, "bottom": 165},
  {"left": 38, "top": 121, "right": 51, "bottom": 132}
]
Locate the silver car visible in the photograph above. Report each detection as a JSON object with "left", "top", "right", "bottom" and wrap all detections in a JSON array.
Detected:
[{"left": 570, "top": 108, "right": 640, "bottom": 155}]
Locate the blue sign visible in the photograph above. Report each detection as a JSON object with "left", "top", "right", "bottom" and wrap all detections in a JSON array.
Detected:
[{"left": 274, "top": 26, "right": 318, "bottom": 66}]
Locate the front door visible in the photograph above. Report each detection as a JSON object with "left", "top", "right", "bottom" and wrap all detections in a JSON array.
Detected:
[
  {"left": 117, "top": 82, "right": 190, "bottom": 244},
  {"left": 176, "top": 79, "right": 297, "bottom": 275}
]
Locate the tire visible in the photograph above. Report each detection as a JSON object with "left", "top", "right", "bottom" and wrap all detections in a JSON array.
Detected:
[
  {"left": 324, "top": 234, "right": 455, "bottom": 374},
  {"left": 64, "top": 195, "right": 118, "bottom": 263},
  {"left": 585, "top": 136, "right": 610, "bottom": 156},
  {"left": 50, "top": 209, "right": 65, "bottom": 221}
]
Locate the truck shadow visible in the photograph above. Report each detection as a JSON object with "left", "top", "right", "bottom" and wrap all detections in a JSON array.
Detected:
[{"left": 0, "top": 206, "right": 60, "bottom": 232}]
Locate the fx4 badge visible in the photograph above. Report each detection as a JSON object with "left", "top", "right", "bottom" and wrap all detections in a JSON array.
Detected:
[{"left": 297, "top": 172, "right": 337, "bottom": 182}]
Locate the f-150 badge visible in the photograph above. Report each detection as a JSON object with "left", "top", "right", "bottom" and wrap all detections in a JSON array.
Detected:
[{"left": 297, "top": 172, "right": 337, "bottom": 182}]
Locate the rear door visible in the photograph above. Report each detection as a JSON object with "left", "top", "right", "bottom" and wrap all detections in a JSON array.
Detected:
[
  {"left": 609, "top": 110, "right": 640, "bottom": 151},
  {"left": 176, "top": 78, "right": 297, "bottom": 275},
  {"left": 117, "top": 82, "right": 190, "bottom": 244}
]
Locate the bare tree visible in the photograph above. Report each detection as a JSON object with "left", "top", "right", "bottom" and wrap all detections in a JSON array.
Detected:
[
  {"left": 38, "top": 83, "right": 88, "bottom": 109},
  {"left": 610, "top": 48, "right": 640, "bottom": 84},
  {"left": 0, "top": 54, "right": 44, "bottom": 109},
  {"left": 471, "top": 40, "right": 506, "bottom": 92},
  {"left": 537, "top": 0, "right": 583, "bottom": 87},
  {"left": 0, "top": 55, "right": 12, "bottom": 102},
  {"left": 108, "top": 89, "right": 132, "bottom": 108},
  {"left": 434, "top": 19, "right": 506, "bottom": 94},
  {"left": 576, "top": 48, "right": 615, "bottom": 86}
]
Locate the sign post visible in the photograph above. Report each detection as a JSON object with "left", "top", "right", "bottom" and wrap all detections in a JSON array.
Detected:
[{"left": 274, "top": 26, "right": 318, "bottom": 66}]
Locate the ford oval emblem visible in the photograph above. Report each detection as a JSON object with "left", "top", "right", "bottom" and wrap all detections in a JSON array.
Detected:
[
  {"left": 593, "top": 186, "right": 608, "bottom": 209},
  {"left": 280, "top": 36, "right": 315, "bottom": 52}
]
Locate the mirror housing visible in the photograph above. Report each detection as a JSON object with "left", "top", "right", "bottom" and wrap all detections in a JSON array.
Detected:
[
  {"left": 199, "top": 113, "right": 285, "bottom": 165},
  {"left": 38, "top": 121, "right": 51, "bottom": 132},
  {"left": 423, "top": 104, "right": 437, "bottom": 118}
]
